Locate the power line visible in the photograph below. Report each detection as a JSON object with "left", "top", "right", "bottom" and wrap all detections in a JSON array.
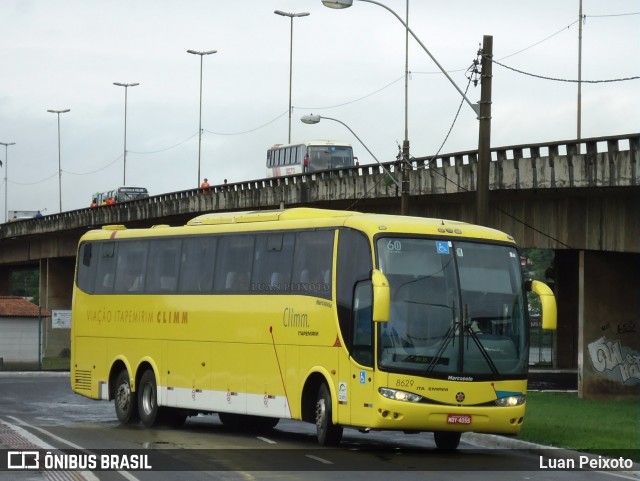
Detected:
[
  {"left": 128, "top": 132, "right": 198, "bottom": 154},
  {"left": 586, "top": 12, "right": 640, "bottom": 18},
  {"left": 203, "top": 110, "right": 288, "bottom": 136},
  {"left": 345, "top": 60, "right": 477, "bottom": 211},
  {"left": 412, "top": 19, "right": 581, "bottom": 75},
  {"left": 65, "top": 154, "right": 122, "bottom": 176},
  {"left": 297, "top": 75, "right": 406, "bottom": 110},
  {"left": 489, "top": 57, "right": 640, "bottom": 83}
]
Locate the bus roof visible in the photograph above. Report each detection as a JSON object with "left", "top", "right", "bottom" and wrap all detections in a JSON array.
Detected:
[
  {"left": 81, "top": 208, "right": 515, "bottom": 245},
  {"left": 268, "top": 140, "right": 352, "bottom": 149}
]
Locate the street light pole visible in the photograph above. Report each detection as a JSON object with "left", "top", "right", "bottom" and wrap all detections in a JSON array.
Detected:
[
  {"left": 113, "top": 82, "right": 139, "bottom": 186},
  {"left": 301, "top": 114, "right": 400, "bottom": 189},
  {"left": 187, "top": 49, "right": 217, "bottom": 188},
  {"left": 47, "top": 108, "right": 70, "bottom": 213},
  {"left": 321, "top": 0, "right": 483, "bottom": 218},
  {"left": 0, "top": 141, "right": 15, "bottom": 223},
  {"left": 274, "top": 10, "right": 310, "bottom": 144},
  {"left": 322, "top": 0, "right": 479, "bottom": 117}
]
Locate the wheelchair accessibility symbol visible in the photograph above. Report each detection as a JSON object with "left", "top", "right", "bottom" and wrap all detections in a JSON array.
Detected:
[
  {"left": 360, "top": 371, "right": 366, "bottom": 384},
  {"left": 436, "top": 241, "right": 450, "bottom": 254}
]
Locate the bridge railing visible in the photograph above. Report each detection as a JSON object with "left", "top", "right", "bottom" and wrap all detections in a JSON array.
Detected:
[{"left": 1, "top": 133, "right": 637, "bottom": 239}]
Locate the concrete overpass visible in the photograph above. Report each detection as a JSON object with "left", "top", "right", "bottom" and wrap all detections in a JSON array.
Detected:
[{"left": 1, "top": 133, "right": 638, "bottom": 399}]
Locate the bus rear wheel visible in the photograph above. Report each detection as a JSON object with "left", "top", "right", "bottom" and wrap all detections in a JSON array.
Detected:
[
  {"left": 114, "top": 370, "right": 138, "bottom": 424},
  {"left": 433, "top": 431, "right": 461, "bottom": 450},
  {"left": 138, "top": 370, "right": 160, "bottom": 427},
  {"left": 315, "top": 383, "right": 342, "bottom": 446}
]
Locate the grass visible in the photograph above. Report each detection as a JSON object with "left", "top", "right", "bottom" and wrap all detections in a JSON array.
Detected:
[
  {"left": 41, "top": 357, "right": 70, "bottom": 371},
  {"left": 519, "top": 391, "right": 639, "bottom": 460}
]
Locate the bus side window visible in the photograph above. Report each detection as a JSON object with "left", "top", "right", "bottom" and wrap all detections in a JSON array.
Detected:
[
  {"left": 146, "top": 239, "right": 181, "bottom": 293},
  {"left": 352, "top": 281, "right": 373, "bottom": 367},
  {"left": 251, "top": 233, "right": 294, "bottom": 292},
  {"left": 292, "top": 230, "right": 334, "bottom": 300},
  {"left": 94, "top": 241, "right": 116, "bottom": 294},
  {"left": 336, "top": 229, "right": 373, "bottom": 360},
  {"left": 77, "top": 242, "right": 98, "bottom": 294},
  {"left": 213, "top": 235, "right": 255, "bottom": 293},
  {"left": 179, "top": 236, "right": 216, "bottom": 293},
  {"left": 113, "top": 240, "right": 148, "bottom": 293}
]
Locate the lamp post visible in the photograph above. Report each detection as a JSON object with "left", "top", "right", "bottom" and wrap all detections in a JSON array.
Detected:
[
  {"left": 47, "top": 108, "right": 70, "bottom": 213},
  {"left": 274, "top": 10, "right": 310, "bottom": 144},
  {"left": 321, "top": 0, "right": 485, "bottom": 219},
  {"left": 301, "top": 114, "right": 400, "bottom": 188},
  {"left": 187, "top": 49, "right": 217, "bottom": 188},
  {"left": 0, "top": 141, "right": 15, "bottom": 223},
  {"left": 113, "top": 82, "right": 139, "bottom": 185}
]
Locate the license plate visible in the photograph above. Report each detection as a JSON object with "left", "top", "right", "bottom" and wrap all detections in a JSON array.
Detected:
[{"left": 447, "top": 414, "right": 472, "bottom": 425}]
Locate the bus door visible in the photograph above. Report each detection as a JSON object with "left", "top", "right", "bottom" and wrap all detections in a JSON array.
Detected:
[{"left": 349, "top": 282, "right": 375, "bottom": 426}]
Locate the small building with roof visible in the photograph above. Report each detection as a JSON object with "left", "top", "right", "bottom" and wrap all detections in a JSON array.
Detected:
[{"left": 0, "top": 296, "right": 51, "bottom": 369}]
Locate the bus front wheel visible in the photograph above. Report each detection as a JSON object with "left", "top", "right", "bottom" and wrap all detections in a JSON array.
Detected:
[
  {"left": 315, "top": 383, "right": 343, "bottom": 446},
  {"left": 433, "top": 431, "right": 461, "bottom": 450},
  {"left": 138, "top": 370, "right": 160, "bottom": 427},
  {"left": 114, "top": 370, "right": 138, "bottom": 424}
]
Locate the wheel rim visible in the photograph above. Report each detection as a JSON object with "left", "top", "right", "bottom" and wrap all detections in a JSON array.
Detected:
[
  {"left": 116, "top": 382, "right": 130, "bottom": 411},
  {"left": 141, "top": 383, "right": 155, "bottom": 416},
  {"left": 316, "top": 398, "right": 326, "bottom": 433}
]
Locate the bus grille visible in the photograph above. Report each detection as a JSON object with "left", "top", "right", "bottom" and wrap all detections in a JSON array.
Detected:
[{"left": 74, "top": 370, "right": 92, "bottom": 391}]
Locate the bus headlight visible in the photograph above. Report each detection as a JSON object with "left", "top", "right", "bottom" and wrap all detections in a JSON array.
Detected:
[
  {"left": 379, "top": 387, "right": 423, "bottom": 403},
  {"left": 494, "top": 395, "right": 526, "bottom": 407}
]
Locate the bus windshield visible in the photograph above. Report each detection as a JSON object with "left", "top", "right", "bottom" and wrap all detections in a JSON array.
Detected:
[
  {"left": 307, "top": 145, "right": 354, "bottom": 171},
  {"left": 377, "top": 237, "right": 528, "bottom": 379}
]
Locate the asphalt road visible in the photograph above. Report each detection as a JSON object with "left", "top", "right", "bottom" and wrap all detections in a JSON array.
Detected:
[{"left": 0, "top": 372, "right": 635, "bottom": 481}]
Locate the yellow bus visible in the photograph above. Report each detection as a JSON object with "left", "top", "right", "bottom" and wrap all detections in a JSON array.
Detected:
[{"left": 70, "top": 208, "right": 556, "bottom": 449}]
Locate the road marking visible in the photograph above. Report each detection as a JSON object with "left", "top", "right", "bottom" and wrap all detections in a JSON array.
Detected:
[
  {"left": 305, "top": 454, "right": 333, "bottom": 465},
  {"left": 256, "top": 436, "right": 276, "bottom": 444},
  {"left": 6, "top": 415, "right": 140, "bottom": 481}
]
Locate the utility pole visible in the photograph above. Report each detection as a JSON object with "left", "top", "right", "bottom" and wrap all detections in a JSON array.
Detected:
[
  {"left": 400, "top": 0, "right": 410, "bottom": 216},
  {"left": 577, "top": 0, "right": 583, "bottom": 140},
  {"left": 476, "top": 35, "right": 493, "bottom": 226}
]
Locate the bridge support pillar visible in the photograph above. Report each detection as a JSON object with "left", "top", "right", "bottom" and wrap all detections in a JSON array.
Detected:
[
  {"left": 578, "top": 251, "right": 639, "bottom": 400},
  {"left": 0, "top": 266, "right": 11, "bottom": 296},
  {"left": 39, "top": 257, "right": 75, "bottom": 359},
  {"left": 554, "top": 250, "right": 579, "bottom": 369}
]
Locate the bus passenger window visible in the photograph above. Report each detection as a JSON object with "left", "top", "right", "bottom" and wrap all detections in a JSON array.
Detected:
[
  {"left": 292, "top": 230, "right": 334, "bottom": 300},
  {"left": 77, "top": 242, "right": 98, "bottom": 293},
  {"left": 113, "top": 240, "right": 148, "bottom": 293},
  {"left": 213, "top": 235, "right": 255, "bottom": 293},
  {"left": 251, "top": 233, "right": 294, "bottom": 292},
  {"left": 146, "top": 239, "right": 181, "bottom": 293},
  {"left": 94, "top": 242, "right": 116, "bottom": 294},
  {"left": 179, "top": 237, "right": 216, "bottom": 293}
]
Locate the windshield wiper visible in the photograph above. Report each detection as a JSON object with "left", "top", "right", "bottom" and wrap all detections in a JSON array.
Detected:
[
  {"left": 463, "top": 305, "right": 499, "bottom": 375},
  {"left": 424, "top": 304, "right": 457, "bottom": 376}
]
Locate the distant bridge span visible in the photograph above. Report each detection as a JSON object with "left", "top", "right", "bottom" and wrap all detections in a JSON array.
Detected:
[{"left": 1, "top": 132, "right": 637, "bottom": 254}]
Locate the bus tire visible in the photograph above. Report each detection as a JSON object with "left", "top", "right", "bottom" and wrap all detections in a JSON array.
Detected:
[
  {"left": 433, "top": 431, "right": 461, "bottom": 450},
  {"left": 315, "top": 383, "right": 342, "bottom": 446},
  {"left": 138, "top": 370, "right": 160, "bottom": 428},
  {"left": 114, "top": 370, "right": 138, "bottom": 424}
]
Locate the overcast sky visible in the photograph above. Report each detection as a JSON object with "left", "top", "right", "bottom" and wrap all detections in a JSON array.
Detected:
[{"left": 1, "top": 0, "right": 638, "bottom": 217}]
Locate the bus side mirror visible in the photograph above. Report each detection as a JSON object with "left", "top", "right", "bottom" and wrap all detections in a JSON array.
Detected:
[
  {"left": 526, "top": 280, "right": 557, "bottom": 330},
  {"left": 371, "top": 269, "right": 390, "bottom": 323}
]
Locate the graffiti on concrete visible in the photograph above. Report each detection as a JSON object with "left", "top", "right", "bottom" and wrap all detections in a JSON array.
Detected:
[{"left": 588, "top": 336, "right": 640, "bottom": 385}]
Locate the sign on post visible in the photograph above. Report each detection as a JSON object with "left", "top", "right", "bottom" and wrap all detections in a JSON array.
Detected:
[{"left": 52, "top": 310, "right": 71, "bottom": 329}]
